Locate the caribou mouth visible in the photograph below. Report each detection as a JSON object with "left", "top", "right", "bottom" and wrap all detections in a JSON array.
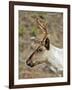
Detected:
[{"left": 26, "top": 60, "right": 35, "bottom": 67}]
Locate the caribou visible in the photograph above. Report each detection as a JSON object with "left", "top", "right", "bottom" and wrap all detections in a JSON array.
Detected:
[{"left": 26, "top": 17, "right": 63, "bottom": 77}]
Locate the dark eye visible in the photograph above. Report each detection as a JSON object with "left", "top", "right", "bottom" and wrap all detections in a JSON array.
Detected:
[{"left": 37, "top": 48, "right": 43, "bottom": 52}]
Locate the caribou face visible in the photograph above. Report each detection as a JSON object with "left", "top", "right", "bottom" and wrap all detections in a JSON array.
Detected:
[{"left": 26, "top": 37, "right": 50, "bottom": 67}]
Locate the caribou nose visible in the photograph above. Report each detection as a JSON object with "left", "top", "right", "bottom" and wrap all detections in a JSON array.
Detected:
[{"left": 26, "top": 60, "right": 34, "bottom": 67}]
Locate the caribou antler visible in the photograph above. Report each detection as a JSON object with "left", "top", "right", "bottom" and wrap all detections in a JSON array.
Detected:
[
  {"left": 36, "top": 17, "right": 48, "bottom": 42},
  {"left": 26, "top": 17, "right": 48, "bottom": 67}
]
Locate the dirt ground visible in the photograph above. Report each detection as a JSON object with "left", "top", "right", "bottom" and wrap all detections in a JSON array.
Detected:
[{"left": 19, "top": 11, "right": 63, "bottom": 79}]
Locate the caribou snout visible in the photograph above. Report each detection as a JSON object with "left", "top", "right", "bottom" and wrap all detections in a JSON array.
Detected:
[{"left": 26, "top": 59, "right": 35, "bottom": 67}]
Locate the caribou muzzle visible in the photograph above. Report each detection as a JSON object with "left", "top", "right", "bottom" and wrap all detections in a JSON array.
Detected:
[{"left": 26, "top": 59, "right": 35, "bottom": 67}]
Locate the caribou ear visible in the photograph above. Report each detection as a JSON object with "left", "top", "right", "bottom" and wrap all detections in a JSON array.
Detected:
[{"left": 45, "top": 37, "right": 50, "bottom": 50}]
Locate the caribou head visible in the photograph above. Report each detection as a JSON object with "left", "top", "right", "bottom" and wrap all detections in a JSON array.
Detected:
[
  {"left": 26, "top": 17, "right": 63, "bottom": 76},
  {"left": 26, "top": 17, "right": 50, "bottom": 66}
]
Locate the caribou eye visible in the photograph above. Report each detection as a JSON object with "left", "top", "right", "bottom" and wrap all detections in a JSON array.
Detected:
[{"left": 37, "top": 48, "right": 43, "bottom": 52}]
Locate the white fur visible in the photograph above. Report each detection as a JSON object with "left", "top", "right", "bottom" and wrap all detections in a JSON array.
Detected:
[{"left": 43, "top": 44, "right": 63, "bottom": 72}]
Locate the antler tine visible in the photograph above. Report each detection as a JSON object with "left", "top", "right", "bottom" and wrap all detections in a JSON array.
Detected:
[
  {"left": 36, "top": 17, "right": 48, "bottom": 42},
  {"left": 36, "top": 17, "right": 48, "bottom": 34}
]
